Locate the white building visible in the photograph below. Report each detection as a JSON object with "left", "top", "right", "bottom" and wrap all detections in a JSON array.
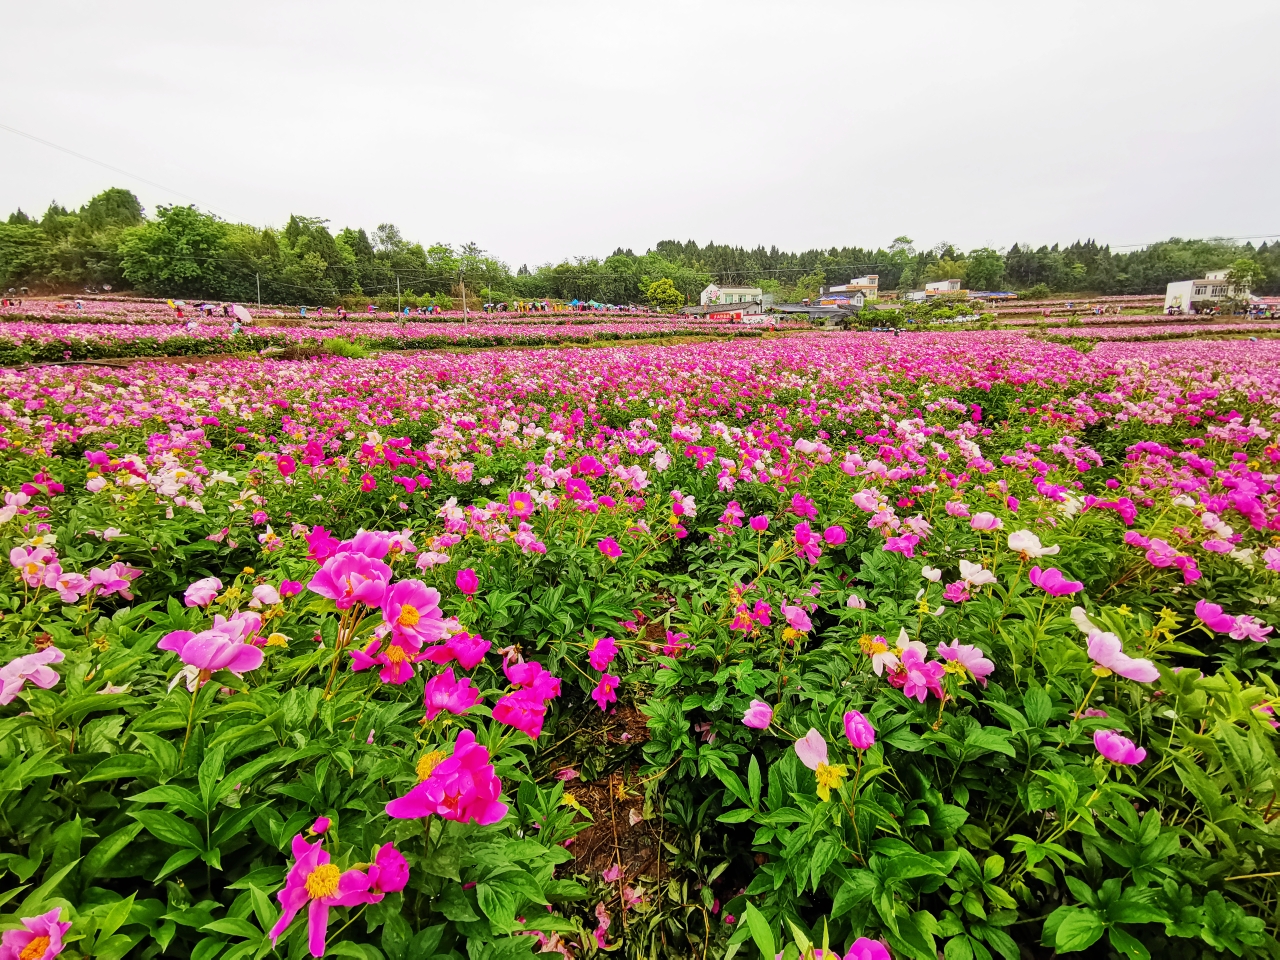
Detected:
[
  {"left": 823, "top": 275, "right": 879, "bottom": 300},
  {"left": 924, "top": 279, "right": 963, "bottom": 294},
  {"left": 1164, "top": 269, "right": 1236, "bottom": 314},
  {"left": 700, "top": 283, "right": 764, "bottom": 306}
]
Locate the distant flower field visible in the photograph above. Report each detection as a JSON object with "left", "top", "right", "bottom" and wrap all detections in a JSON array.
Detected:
[{"left": 0, "top": 331, "right": 1276, "bottom": 960}]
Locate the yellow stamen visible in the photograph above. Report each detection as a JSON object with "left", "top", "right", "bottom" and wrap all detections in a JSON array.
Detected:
[
  {"left": 305, "top": 863, "right": 341, "bottom": 899},
  {"left": 416, "top": 750, "right": 445, "bottom": 780},
  {"left": 266, "top": 633, "right": 289, "bottom": 647},
  {"left": 384, "top": 644, "right": 408, "bottom": 663},
  {"left": 19, "top": 936, "right": 51, "bottom": 960},
  {"left": 1092, "top": 666, "right": 1113, "bottom": 678},
  {"left": 814, "top": 762, "right": 848, "bottom": 802},
  {"left": 397, "top": 604, "right": 421, "bottom": 627}
]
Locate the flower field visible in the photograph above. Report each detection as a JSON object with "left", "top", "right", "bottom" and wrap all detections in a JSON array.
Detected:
[{"left": 0, "top": 331, "right": 1277, "bottom": 960}]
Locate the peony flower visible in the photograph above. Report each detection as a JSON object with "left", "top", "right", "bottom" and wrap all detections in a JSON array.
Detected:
[
  {"left": 183, "top": 576, "right": 222, "bottom": 607},
  {"left": 369, "top": 844, "right": 409, "bottom": 894},
  {"left": 921, "top": 565, "right": 942, "bottom": 582},
  {"left": 823, "top": 525, "right": 847, "bottom": 546},
  {"left": 846, "top": 593, "right": 866, "bottom": 610},
  {"left": 1229, "top": 615, "right": 1273, "bottom": 643},
  {"left": 862, "top": 635, "right": 899, "bottom": 676},
  {"left": 310, "top": 817, "right": 331, "bottom": 834},
  {"left": 381, "top": 580, "right": 446, "bottom": 649},
  {"left": 1028, "top": 566, "right": 1083, "bottom": 597},
  {"left": 898, "top": 647, "right": 945, "bottom": 702},
  {"left": 843, "top": 710, "right": 875, "bottom": 749},
  {"left": 159, "top": 625, "right": 264, "bottom": 679},
  {"left": 276, "top": 455, "right": 296, "bottom": 477},
  {"left": 936, "top": 639, "right": 995, "bottom": 687},
  {"left": 1094, "top": 729, "right": 1146, "bottom": 765},
  {"left": 843, "top": 938, "right": 891, "bottom": 960},
  {"left": 748, "top": 515, "right": 769, "bottom": 533},
  {"left": 959, "top": 558, "right": 996, "bottom": 587},
  {"left": 794, "top": 522, "right": 823, "bottom": 565},
  {"left": 248, "top": 583, "right": 281, "bottom": 608},
  {"left": 942, "top": 581, "right": 970, "bottom": 603},
  {"left": 1008, "top": 530, "right": 1059, "bottom": 558},
  {"left": 508, "top": 490, "right": 534, "bottom": 519},
  {"left": 455, "top": 568, "right": 479, "bottom": 596},
  {"left": 269, "top": 834, "right": 378, "bottom": 957},
  {"left": 0, "top": 908, "right": 72, "bottom": 960},
  {"left": 1194, "top": 599, "right": 1237, "bottom": 634},
  {"left": 41, "top": 564, "right": 90, "bottom": 603},
  {"left": 591, "top": 673, "right": 620, "bottom": 711},
  {"left": 969, "top": 512, "right": 1003, "bottom": 532},
  {"left": 308, "top": 552, "right": 392, "bottom": 609},
  {"left": 350, "top": 639, "right": 417, "bottom": 684},
  {"left": 420, "top": 631, "right": 491, "bottom": 671},
  {"left": 883, "top": 534, "right": 920, "bottom": 558},
  {"left": 423, "top": 668, "right": 481, "bottom": 720},
  {"left": 588, "top": 636, "right": 618, "bottom": 671},
  {"left": 598, "top": 537, "right": 623, "bottom": 560},
  {"left": 742, "top": 700, "right": 773, "bottom": 729},
  {"left": 306, "top": 525, "right": 340, "bottom": 562},
  {"left": 781, "top": 602, "right": 812, "bottom": 633},
  {"left": 386, "top": 729, "right": 508, "bottom": 825},
  {"left": 1086, "top": 630, "right": 1159, "bottom": 682},
  {"left": 793, "top": 729, "right": 847, "bottom": 801}
]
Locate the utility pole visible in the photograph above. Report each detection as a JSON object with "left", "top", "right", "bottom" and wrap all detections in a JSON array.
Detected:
[
  {"left": 396, "top": 276, "right": 401, "bottom": 313},
  {"left": 256, "top": 273, "right": 261, "bottom": 306},
  {"left": 460, "top": 265, "right": 467, "bottom": 324}
]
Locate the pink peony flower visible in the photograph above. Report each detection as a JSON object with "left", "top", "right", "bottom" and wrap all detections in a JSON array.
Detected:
[
  {"left": 385, "top": 729, "right": 508, "bottom": 825},
  {"left": 508, "top": 490, "right": 535, "bottom": 519},
  {"left": 42, "top": 565, "right": 91, "bottom": 603},
  {"left": 276, "top": 454, "right": 296, "bottom": 477},
  {"left": 748, "top": 515, "right": 769, "bottom": 533},
  {"left": 942, "top": 580, "right": 971, "bottom": 603},
  {"left": 898, "top": 648, "right": 945, "bottom": 702},
  {"left": 846, "top": 593, "right": 866, "bottom": 609},
  {"left": 969, "top": 512, "right": 1003, "bottom": 532},
  {"left": 248, "top": 583, "right": 281, "bottom": 608},
  {"left": 1094, "top": 729, "right": 1146, "bottom": 765},
  {"left": 781, "top": 602, "right": 812, "bottom": 633},
  {"left": 591, "top": 673, "right": 620, "bottom": 711},
  {"left": 843, "top": 939, "right": 891, "bottom": 960},
  {"left": 1229, "top": 615, "right": 1273, "bottom": 643},
  {"left": 843, "top": 710, "right": 875, "bottom": 749},
  {"left": 1086, "top": 631, "right": 1159, "bottom": 683},
  {"left": 183, "top": 576, "right": 222, "bottom": 607},
  {"left": 1028, "top": 566, "right": 1083, "bottom": 597},
  {"left": 883, "top": 533, "right": 920, "bottom": 558},
  {"left": 310, "top": 817, "right": 331, "bottom": 834},
  {"left": 455, "top": 567, "right": 479, "bottom": 596},
  {"left": 381, "top": 580, "right": 446, "bottom": 649},
  {"left": 269, "top": 834, "right": 379, "bottom": 957},
  {"left": 159, "top": 625, "right": 264, "bottom": 678},
  {"left": 823, "top": 525, "right": 847, "bottom": 546},
  {"left": 0, "top": 908, "right": 72, "bottom": 960},
  {"left": 279, "top": 579, "right": 303, "bottom": 598},
  {"left": 598, "top": 537, "right": 623, "bottom": 560},
  {"left": 742, "top": 700, "right": 773, "bottom": 729},
  {"left": 369, "top": 844, "right": 409, "bottom": 894},
  {"left": 420, "top": 632, "right": 491, "bottom": 671},
  {"left": 793, "top": 728, "right": 828, "bottom": 770},
  {"left": 1194, "top": 599, "right": 1237, "bottom": 634},
  {"left": 936, "top": 639, "right": 995, "bottom": 687},
  {"left": 308, "top": 552, "right": 392, "bottom": 609},
  {"left": 588, "top": 636, "right": 618, "bottom": 671},
  {"left": 305, "top": 525, "right": 340, "bottom": 562},
  {"left": 350, "top": 639, "right": 417, "bottom": 684},
  {"left": 793, "top": 522, "right": 823, "bottom": 564},
  {"left": 423, "top": 668, "right": 481, "bottom": 720}
]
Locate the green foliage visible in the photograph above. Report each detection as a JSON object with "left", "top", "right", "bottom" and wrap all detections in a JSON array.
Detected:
[{"left": 645, "top": 277, "right": 684, "bottom": 313}]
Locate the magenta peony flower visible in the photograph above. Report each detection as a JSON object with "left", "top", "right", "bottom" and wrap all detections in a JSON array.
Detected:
[
  {"left": 385, "top": 729, "right": 508, "bottom": 826},
  {"left": 305, "top": 525, "right": 340, "bottom": 562},
  {"left": 969, "top": 512, "right": 1003, "bottom": 532},
  {"left": 492, "top": 690, "right": 549, "bottom": 738},
  {"left": 455, "top": 567, "right": 479, "bottom": 596},
  {"left": 159, "top": 625, "right": 264, "bottom": 678},
  {"left": 0, "top": 908, "right": 72, "bottom": 960},
  {"left": 1194, "top": 599, "right": 1237, "bottom": 634},
  {"left": 936, "top": 639, "right": 995, "bottom": 687},
  {"left": 369, "top": 843, "right": 409, "bottom": 894},
  {"left": 308, "top": 551, "right": 392, "bottom": 610},
  {"left": 310, "top": 817, "right": 331, "bottom": 834},
  {"left": 781, "top": 602, "right": 812, "bottom": 633},
  {"left": 588, "top": 636, "right": 618, "bottom": 671},
  {"left": 598, "top": 537, "right": 623, "bottom": 560},
  {"left": 1094, "top": 729, "right": 1146, "bottom": 765},
  {"left": 884, "top": 534, "right": 920, "bottom": 558},
  {"left": 843, "top": 709, "right": 875, "bottom": 749},
  {"left": 423, "top": 667, "right": 481, "bottom": 720},
  {"left": 269, "top": 834, "right": 378, "bottom": 957},
  {"left": 742, "top": 700, "right": 773, "bottom": 729},
  {"left": 843, "top": 938, "right": 891, "bottom": 960},
  {"left": 508, "top": 490, "right": 535, "bottom": 519},
  {"left": 380, "top": 580, "right": 446, "bottom": 650},
  {"left": 899, "top": 648, "right": 945, "bottom": 702},
  {"left": 591, "top": 673, "right": 620, "bottom": 711},
  {"left": 0, "top": 647, "right": 65, "bottom": 705},
  {"left": 349, "top": 639, "right": 417, "bottom": 685},
  {"left": 279, "top": 579, "right": 303, "bottom": 598},
  {"left": 793, "top": 729, "right": 828, "bottom": 770},
  {"left": 1086, "top": 630, "right": 1159, "bottom": 682},
  {"left": 276, "top": 454, "right": 296, "bottom": 477},
  {"left": 748, "top": 515, "right": 769, "bottom": 533},
  {"left": 793, "top": 522, "right": 823, "bottom": 564},
  {"left": 183, "top": 576, "right": 222, "bottom": 607},
  {"left": 420, "top": 632, "right": 491, "bottom": 671},
  {"left": 823, "top": 525, "right": 847, "bottom": 546},
  {"left": 1028, "top": 566, "right": 1083, "bottom": 596}
]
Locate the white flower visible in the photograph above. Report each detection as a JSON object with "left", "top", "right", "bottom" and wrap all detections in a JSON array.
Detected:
[
  {"left": 959, "top": 558, "right": 997, "bottom": 587},
  {"left": 846, "top": 593, "right": 866, "bottom": 609},
  {"left": 1007, "top": 530, "right": 1060, "bottom": 558},
  {"left": 1070, "top": 605, "right": 1099, "bottom": 635},
  {"left": 922, "top": 565, "right": 943, "bottom": 582}
]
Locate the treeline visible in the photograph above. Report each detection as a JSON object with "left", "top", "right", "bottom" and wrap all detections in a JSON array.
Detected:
[{"left": 2, "top": 188, "right": 1276, "bottom": 306}]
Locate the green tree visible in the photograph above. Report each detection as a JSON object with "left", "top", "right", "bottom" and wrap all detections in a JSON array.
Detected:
[
  {"left": 1226, "top": 258, "right": 1265, "bottom": 295},
  {"left": 645, "top": 276, "right": 683, "bottom": 312},
  {"left": 964, "top": 247, "right": 1006, "bottom": 291},
  {"left": 118, "top": 205, "right": 230, "bottom": 298}
]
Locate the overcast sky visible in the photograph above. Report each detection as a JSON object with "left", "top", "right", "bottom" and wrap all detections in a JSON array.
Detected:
[{"left": 3, "top": 0, "right": 1278, "bottom": 268}]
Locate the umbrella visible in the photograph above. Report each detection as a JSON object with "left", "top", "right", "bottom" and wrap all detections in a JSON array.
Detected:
[{"left": 232, "top": 304, "right": 253, "bottom": 324}]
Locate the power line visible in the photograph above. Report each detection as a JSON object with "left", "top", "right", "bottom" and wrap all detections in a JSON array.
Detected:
[{"left": 0, "top": 120, "right": 217, "bottom": 215}]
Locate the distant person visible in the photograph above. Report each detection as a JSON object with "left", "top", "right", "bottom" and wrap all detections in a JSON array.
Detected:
[
  {"left": 186, "top": 318, "right": 198, "bottom": 333},
  {"left": 231, "top": 319, "right": 242, "bottom": 335}
]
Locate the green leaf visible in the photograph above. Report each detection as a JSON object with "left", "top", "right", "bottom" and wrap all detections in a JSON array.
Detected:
[
  {"left": 1054, "top": 909, "right": 1104, "bottom": 953},
  {"left": 718, "top": 808, "right": 757, "bottom": 823},
  {"left": 82, "top": 823, "right": 144, "bottom": 882},
  {"left": 201, "top": 918, "right": 263, "bottom": 939},
  {"left": 80, "top": 753, "right": 158, "bottom": 783},
  {"left": 131, "top": 810, "right": 204, "bottom": 849},
  {"left": 154, "top": 848, "right": 202, "bottom": 882},
  {"left": 1023, "top": 683, "right": 1052, "bottom": 726},
  {"left": 1107, "top": 927, "right": 1151, "bottom": 960},
  {"left": 17, "top": 859, "right": 81, "bottom": 916},
  {"left": 743, "top": 903, "right": 776, "bottom": 960},
  {"left": 96, "top": 894, "right": 137, "bottom": 943},
  {"left": 748, "top": 755, "right": 762, "bottom": 808}
]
